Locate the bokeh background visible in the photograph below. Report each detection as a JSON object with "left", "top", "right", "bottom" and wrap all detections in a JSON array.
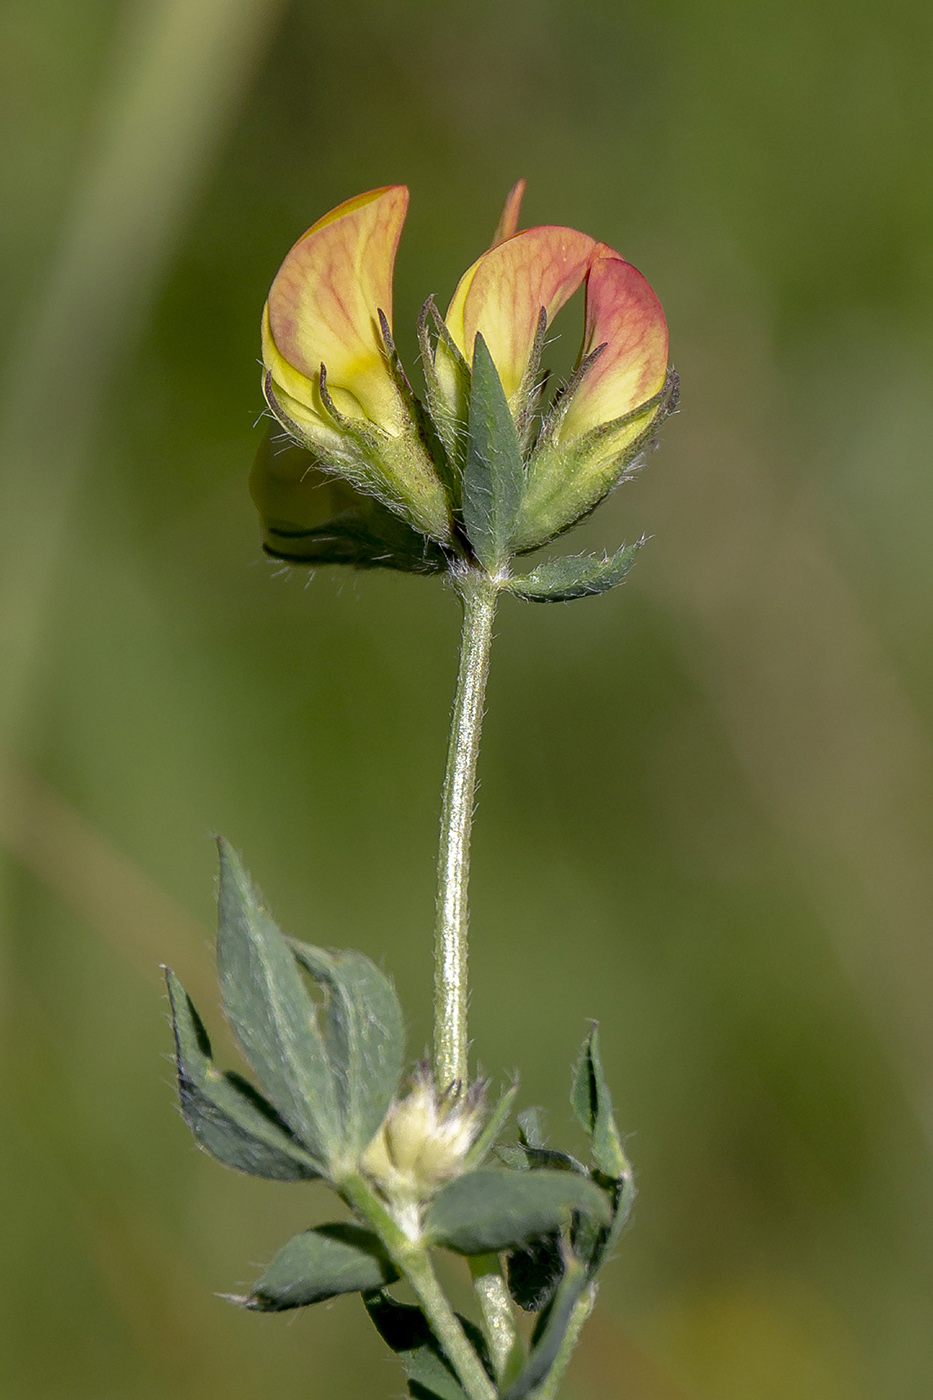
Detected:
[{"left": 2, "top": 1, "right": 932, "bottom": 1396}]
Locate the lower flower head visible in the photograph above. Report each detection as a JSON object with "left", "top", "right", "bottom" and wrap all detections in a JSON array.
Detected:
[{"left": 361, "top": 1067, "right": 484, "bottom": 1205}]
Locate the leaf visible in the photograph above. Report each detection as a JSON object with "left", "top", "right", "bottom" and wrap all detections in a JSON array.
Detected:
[
  {"left": 462, "top": 333, "right": 525, "bottom": 572},
  {"left": 570, "top": 1024, "right": 637, "bottom": 1270},
  {"left": 570, "top": 1025, "right": 627, "bottom": 1178},
  {"left": 463, "top": 1077, "right": 519, "bottom": 1171},
  {"left": 506, "top": 1232, "right": 564, "bottom": 1313},
  {"left": 215, "top": 840, "right": 342, "bottom": 1165},
  {"left": 364, "top": 1291, "right": 491, "bottom": 1400},
  {"left": 502, "top": 1260, "right": 589, "bottom": 1400},
  {"left": 516, "top": 1107, "right": 547, "bottom": 1149},
  {"left": 425, "top": 1169, "right": 610, "bottom": 1256},
  {"left": 236, "top": 1224, "right": 397, "bottom": 1311},
  {"left": 250, "top": 430, "right": 447, "bottom": 573},
  {"left": 505, "top": 541, "right": 643, "bottom": 603},
  {"left": 165, "top": 969, "right": 322, "bottom": 1180},
  {"left": 288, "top": 941, "right": 405, "bottom": 1157}
]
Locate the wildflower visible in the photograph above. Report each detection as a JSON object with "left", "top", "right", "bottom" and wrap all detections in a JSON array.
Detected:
[{"left": 258, "top": 181, "right": 675, "bottom": 576}]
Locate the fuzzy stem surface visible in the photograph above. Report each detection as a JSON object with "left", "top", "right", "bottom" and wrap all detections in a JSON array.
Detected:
[
  {"left": 433, "top": 570, "right": 498, "bottom": 1089},
  {"left": 340, "top": 1172, "right": 496, "bottom": 1400}
]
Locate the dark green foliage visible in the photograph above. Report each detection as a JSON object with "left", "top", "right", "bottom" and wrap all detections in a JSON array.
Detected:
[
  {"left": 505, "top": 541, "right": 643, "bottom": 603},
  {"left": 237, "top": 1224, "right": 397, "bottom": 1311},
  {"left": 462, "top": 334, "right": 525, "bottom": 572},
  {"left": 425, "top": 1168, "right": 610, "bottom": 1255},
  {"left": 570, "top": 1024, "right": 628, "bottom": 1179},
  {"left": 288, "top": 941, "right": 405, "bottom": 1158},
  {"left": 363, "top": 1291, "right": 492, "bottom": 1400},
  {"left": 165, "top": 969, "right": 322, "bottom": 1180},
  {"left": 212, "top": 840, "right": 404, "bottom": 1172}
]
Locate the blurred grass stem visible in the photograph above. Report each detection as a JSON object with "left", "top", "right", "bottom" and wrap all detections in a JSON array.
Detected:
[{"left": 434, "top": 572, "right": 498, "bottom": 1089}]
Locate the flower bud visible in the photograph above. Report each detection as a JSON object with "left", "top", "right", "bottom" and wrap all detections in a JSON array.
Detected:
[{"left": 361, "top": 1069, "right": 484, "bottom": 1233}]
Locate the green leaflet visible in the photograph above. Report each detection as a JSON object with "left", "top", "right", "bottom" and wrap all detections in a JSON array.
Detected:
[
  {"left": 288, "top": 941, "right": 405, "bottom": 1158},
  {"left": 570, "top": 1024, "right": 637, "bottom": 1267},
  {"left": 425, "top": 1169, "right": 610, "bottom": 1256},
  {"left": 165, "top": 969, "right": 322, "bottom": 1180},
  {"left": 462, "top": 334, "right": 525, "bottom": 573},
  {"left": 215, "top": 840, "right": 343, "bottom": 1162},
  {"left": 505, "top": 541, "right": 643, "bottom": 604},
  {"left": 237, "top": 1224, "right": 397, "bottom": 1311},
  {"left": 570, "top": 1025, "right": 627, "bottom": 1179},
  {"left": 214, "top": 840, "right": 405, "bottom": 1173},
  {"left": 364, "top": 1291, "right": 492, "bottom": 1400}
]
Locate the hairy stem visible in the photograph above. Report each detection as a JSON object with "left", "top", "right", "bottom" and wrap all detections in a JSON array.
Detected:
[
  {"left": 434, "top": 570, "right": 499, "bottom": 1089},
  {"left": 341, "top": 1173, "right": 496, "bottom": 1400},
  {"left": 470, "top": 1253, "right": 523, "bottom": 1382}
]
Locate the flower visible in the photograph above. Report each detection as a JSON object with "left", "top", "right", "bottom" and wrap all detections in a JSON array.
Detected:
[
  {"left": 361, "top": 1068, "right": 484, "bottom": 1236},
  {"left": 261, "top": 186, "right": 452, "bottom": 542},
  {"left": 259, "top": 181, "right": 674, "bottom": 574},
  {"left": 432, "top": 191, "right": 672, "bottom": 550}
]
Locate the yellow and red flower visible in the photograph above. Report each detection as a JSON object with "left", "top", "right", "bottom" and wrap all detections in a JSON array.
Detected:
[{"left": 259, "top": 181, "right": 675, "bottom": 572}]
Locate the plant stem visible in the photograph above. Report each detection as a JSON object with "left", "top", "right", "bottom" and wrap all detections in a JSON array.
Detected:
[
  {"left": 469, "top": 1253, "right": 523, "bottom": 1382},
  {"left": 341, "top": 1173, "right": 496, "bottom": 1400},
  {"left": 434, "top": 569, "right": 499, "bottom": 1089}
]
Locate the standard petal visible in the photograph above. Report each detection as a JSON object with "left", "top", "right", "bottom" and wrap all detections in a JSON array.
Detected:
[
  {"left": 444, "top": 225, "right": 597, "bottom": 400},
  {"left": 263, "top": 185, "right": 409, "bottom": 432},
  {"left": 557, "top": 245, "right": 668, "bottom": 444}
]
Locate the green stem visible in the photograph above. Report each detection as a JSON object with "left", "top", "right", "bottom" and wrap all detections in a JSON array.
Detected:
[
  {"left": 469, "top": 1253, "right": 523, "bottom": 1383},
  {"left": 434, "top": 570, "right": 499, "bottom": 1089},
  {"left": 341, "top": 1173, "right": 496, "bottom": 1400}
]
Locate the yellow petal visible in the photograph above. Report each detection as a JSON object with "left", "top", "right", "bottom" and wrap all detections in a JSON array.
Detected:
[
  {"left": 558, "top": 244, "right": 668, "bottom": 443},
  {"left": 444, "top": 225, "right": 597, "bottom": 400},
  {"left": 263, "top": 185, "right": 409, "bottom": 433}
]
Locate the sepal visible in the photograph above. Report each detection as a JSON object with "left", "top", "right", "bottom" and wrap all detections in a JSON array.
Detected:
[
  {"left": 165, "top": 969, "right": 323, "bottom": 1180},
  {"left": 462, "top": 1076, "right": 519, "bottom": 1171},
  {"left": 265, "top": 372, "right": 453, "bottom": 546},
  {"left": 417, "top": 296, "right": 470, "bottom": 489},
  {"left": 512, "top": 367, "right": 678, "bottom": 552},
  {"left": 233, "top": 1224, "right": 397, "bottom": 1311},
  {"left": 505, "top": 541, "right": 643, "bottom": 603}
]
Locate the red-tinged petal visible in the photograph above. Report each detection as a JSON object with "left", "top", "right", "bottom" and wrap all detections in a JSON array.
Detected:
[
  {"left": 264, "top": 185, "right": 409, "bottom": 432},
  {"left": 559, "top": 246, "right": 668, "bottom": 443},
  {"left": 445, "top": 225, "right": 597, "bottom": 400},
  {"left": 489, "top": 178, "right": 526, "bottom": 247}
]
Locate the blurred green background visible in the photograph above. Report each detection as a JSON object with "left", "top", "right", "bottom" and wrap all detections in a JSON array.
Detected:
[{"left": 2, "top": 1, "right": 932, "bottom": 1396}]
